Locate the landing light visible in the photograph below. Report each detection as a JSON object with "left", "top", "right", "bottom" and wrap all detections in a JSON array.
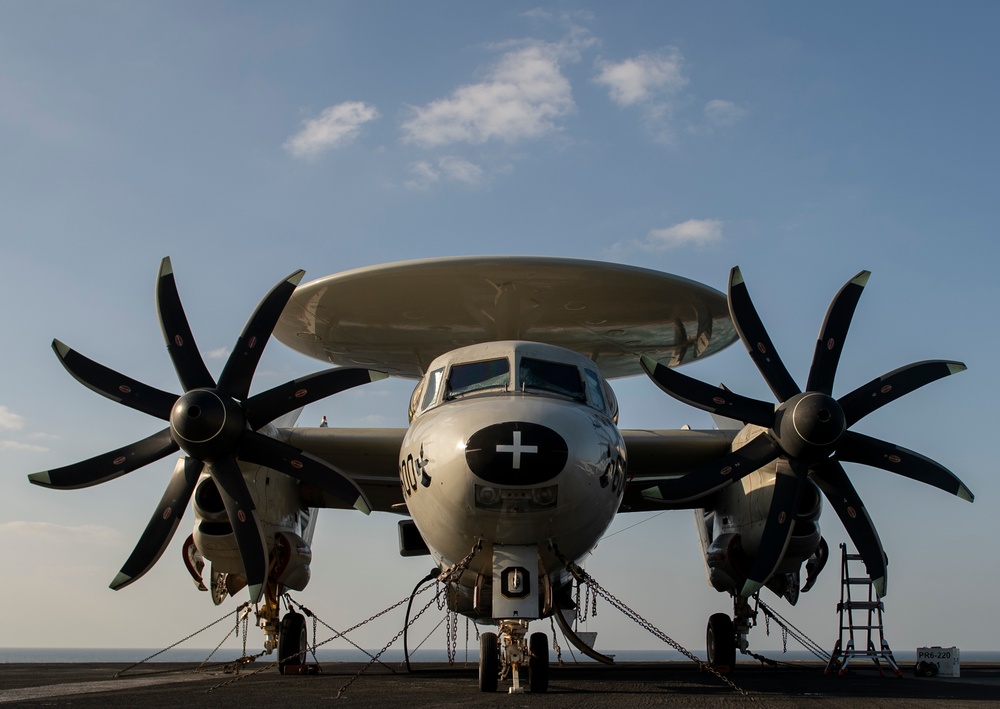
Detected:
[{"left": 474, "top": 484, "right": 558, "bottom": 512}]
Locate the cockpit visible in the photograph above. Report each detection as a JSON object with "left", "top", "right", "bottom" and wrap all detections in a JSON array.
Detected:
[{"left": 408, "top": 341, "right": 618, "bottom": 422}]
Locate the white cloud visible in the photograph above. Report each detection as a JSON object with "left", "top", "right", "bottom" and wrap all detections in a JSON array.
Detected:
[
  {"left": 405, "top": 156, "right": 486, "bottom": 190},
  {"left": 29, "top": 432, "right": 61, "bottom": 441},
  {"left": 405, "top": 161, "right": 440, "bottom": 190},
  {"left": 593, "top": 49, "right": 687, "bottom": 107},
  {"left": 205, "top": 347, "right": 230, "bottom": 360},
  {"left": 614, "top": 219, "right": 724, "bottom": 253},
  {"left": 284, "top": 101, "right": 380, "bottom": 159},
  {"left": 0, "top": 440, "right": 49, "bottom": 453},
  {"left": 0, "top": 521, "right": 122, "bottom": 546},
  {"left": 704, "top": 99, "right": 747, "bottom": 127},
  {"left": 401, "top": 45, "right": 574, "bottom": 147},
  {"left": 0, "top": 405, "right": 24, "bottom": 430},
  {"left": 439, "top": 156, "right": 485, "bottom": 185}
]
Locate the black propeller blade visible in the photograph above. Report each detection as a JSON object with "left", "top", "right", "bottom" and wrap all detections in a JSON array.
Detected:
[
  {"left": 217, "top": 269, "right": 305, "bottom": 402},
  {"left": 156, "top": 258, "right": 215, "bottom": 392},
  {"left": 210, "top": 456, "right": 269, "bottom": 604},
  {"left": 29, "top": 257, "right": 384, "bottom": 604},
  {"left": 728, "top": 267, "right": 799, "bottom": 402},
  {"left": 110, "top": 456, "right": 203, "bottom": 591},
  {"left": 28, "top": 428, "right": 178, "bottom": 489},
  {"left": 742, "top": 462, "right": 802, "bottom": 597},
  {"left": 805, "top": 271, "right": 869, "bottom": 395},
  {"left": 641, "top": 266, "right": 973, "bottom": 598},
  {"left": 810, "top": 459, "right": 888, "bottom": 596}
]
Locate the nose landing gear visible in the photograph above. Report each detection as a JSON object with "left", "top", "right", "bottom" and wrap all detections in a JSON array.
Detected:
[{"left": 478, "top": 621, "right": 549, "bottom": 693}]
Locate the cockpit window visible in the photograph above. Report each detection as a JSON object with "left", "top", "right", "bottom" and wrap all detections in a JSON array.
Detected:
[
  {"left": 584, "top": 369, "right": 608, "bottom": 413},
  {"left": 518, "top": 357, "right": 584, "bottom": 400},
  {"left": 421, "top": 368, "right": 444, "bottom": 410},
  {"left": 447, "top": 358, "right": 510, "bottom": 398}
]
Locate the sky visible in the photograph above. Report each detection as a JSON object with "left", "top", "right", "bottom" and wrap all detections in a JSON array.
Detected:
[{"left": 1, "top": 1, "right": 997, "bottom": 661}]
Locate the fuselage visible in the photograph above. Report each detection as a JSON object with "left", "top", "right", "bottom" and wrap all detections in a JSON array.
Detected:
[{"left": 399, "top": 341, "right": 626, "bottom": 617}]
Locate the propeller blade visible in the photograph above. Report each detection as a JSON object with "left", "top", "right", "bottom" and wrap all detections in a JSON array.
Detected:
[
  {"left": 639, "top": 355, "right": 774, "bottom": 427},
  {"left": 839, "top": 360, "right": 967, "bottom": 427},
  {"left": 110, "top": 456, "right": 203, "bottom": 591},
  {"left": 156, "top": 257, "right": 215, "bottom": 392},
  {"left": 245, "top": 367, "right": 388, "bottom": 431},
  {"left": 810, "top": 459, "right": 888, "bottom": 596},
  {"left": 217, "top": 270, "right": 305, "bottom": 402},
  {"left": 51, "top": 340, "right": 177, "bottom": 420},
  {"left": 741, "top": 464, "right": 801, "bottom": 597},
  {"left": 28, "top": 428, "right": 178, "bottom": 489},
  {"left": 209, "top": 457, "right": 268, "bottom": 604},
  {"left": 238, "top": 431, "right": 372, "bottom": 514},
  {"left": 836, "top": 431, "right": 974, "bottom": 501},
  {"left": 641, "top": 431, "right": 782, "bottom": 504},
  {"left": 728, "top": 266, "right": 800, "bottom": 402},
  {"left": 806, "top": 270, "right": 870, "bottom": 395}
]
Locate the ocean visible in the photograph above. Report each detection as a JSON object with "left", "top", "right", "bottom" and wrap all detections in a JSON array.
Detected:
[{"left": 1, "top": 648, "right": 997, "bottom": 664}]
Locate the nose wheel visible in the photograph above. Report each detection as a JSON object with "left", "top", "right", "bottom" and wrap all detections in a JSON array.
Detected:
[
  {"left": 528, "top": 631, "right": 549, "bottom": 692},
  {"left": 478, "top": 622, "right": 549, "bottom": 693},
  {"left": 478, "top": 632, "right": 499, "bottom": 692}
]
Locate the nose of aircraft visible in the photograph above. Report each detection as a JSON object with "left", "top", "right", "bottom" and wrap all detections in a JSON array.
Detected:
[{"left": 464, "top": 422, "right": 568, "bottom": 485}]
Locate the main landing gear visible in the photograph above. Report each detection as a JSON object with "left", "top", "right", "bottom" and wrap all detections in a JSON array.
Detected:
[
  {"left": 707, "top": 613, "right": 736, "bottom": 671},
  {"left": 705, "top": 596, "right": 755, "bottom": 672},
  {"left": 258, "top": 592, "right": 312, "bottom": 675},
  {"left": 278, "top": 611, "right": 309, "bottom": 674},
  {"left": 478, "top": 620, "right": 549, "bottom": 693}
]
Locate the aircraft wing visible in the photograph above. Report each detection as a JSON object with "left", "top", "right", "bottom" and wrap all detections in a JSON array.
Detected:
[
  {"left": 282, "top": 427, "right": 408, "bottom": 513},
  {"left": 619, "top": 428, "right": 736, "bottom": 512},
  {"left": 282, "top": 426, "right": 738, "bottom": 515}
]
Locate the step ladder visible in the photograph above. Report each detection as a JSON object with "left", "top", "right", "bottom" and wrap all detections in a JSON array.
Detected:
[{"left": 824, "top": 543, "right": 901, "bottom": 677}]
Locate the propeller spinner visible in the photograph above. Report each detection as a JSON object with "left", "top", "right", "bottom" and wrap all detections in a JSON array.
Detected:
[
  {"left": 640, "top": 267, "right": 973, "bottom": 598},
  {"left": 29, "top": 258, "right": 385, "bottom": 603}
]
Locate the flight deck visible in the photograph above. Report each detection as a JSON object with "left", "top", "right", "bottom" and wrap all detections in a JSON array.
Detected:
[{"left": 1, "top": 661, "right": 997, "bottom": 707}]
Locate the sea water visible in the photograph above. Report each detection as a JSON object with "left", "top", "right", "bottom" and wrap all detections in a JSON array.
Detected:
[{"left": 1, "top": 648, "right": 997, "bottom": 664}]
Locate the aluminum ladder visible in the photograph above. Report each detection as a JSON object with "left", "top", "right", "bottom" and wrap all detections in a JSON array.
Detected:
[{"left": 824, "top": 543, "right": 901, "bottom": 677}]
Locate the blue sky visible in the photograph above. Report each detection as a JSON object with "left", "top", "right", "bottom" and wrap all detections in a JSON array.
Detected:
[{"left": 1, "top": 1, "right": 997, "bottom": 657}]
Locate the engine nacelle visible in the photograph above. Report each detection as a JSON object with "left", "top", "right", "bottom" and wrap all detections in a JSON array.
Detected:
[
  {"left": 704, "top": 532, "right": 748, "bottom": 593},
  {"left": 272, "top": 531, "right": 312, "bottom": 591},
  {"left": 191, "top": 476, "right": 242, "bottom": 573}
]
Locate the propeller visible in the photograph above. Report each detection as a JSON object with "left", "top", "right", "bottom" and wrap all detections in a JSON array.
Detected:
[
  {"left": 29, "top": 257, "right": 386, "bottom": 603},
  {"left": 640, "top": 267, "right": 973, "bottom": 598}
]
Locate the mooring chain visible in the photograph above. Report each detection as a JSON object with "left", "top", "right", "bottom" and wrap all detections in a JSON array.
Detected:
[
  {"left": 568, "top": 564, "right": 756, "bottom": 702},
  {"left": 446, "top": 610, "right": 458, "bottom": 664},
  {"left": 286, "top": 595, "right": 396, "bottom": 671},
  {"left": 750, "top": 597, "right": 831, "bottom": 665},
  {"left": 113, "top": 602, "right": 253, "bottom": 678},
  {"left": 311, "top": 614, "right": 319, "bottom": 665},
  {"left": 210, "top": 542, "right": 482, "bottom": 696},
  {"left": 335, "top": 583, "right": 443, "bottom": 698},
  {"left": 208, "top": 588, "right": 435, "bottom": 694},
  {"left": 574, "top": 577, "right": 599, "bottom": 623},
  {"left": 208, "top": 608, "right": 270, "bottom": 675},
  {"left": 336, "top": 540, "right": 482, "bottom": 697},
  {"left": 549, "top": 616, "right": 564, "bottom": 666}
]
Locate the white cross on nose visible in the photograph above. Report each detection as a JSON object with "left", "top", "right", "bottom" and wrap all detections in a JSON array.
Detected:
[{"left": 496, "top": 431, "right": 538, "bottom": 469}]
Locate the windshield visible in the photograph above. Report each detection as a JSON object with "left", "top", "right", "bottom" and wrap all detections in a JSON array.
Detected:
[
  {"left": 518, "top": 357, "right": 584, "bottom": 400},
  {"left": 447, "top": 358, "right": 510, "bottom": 398}
]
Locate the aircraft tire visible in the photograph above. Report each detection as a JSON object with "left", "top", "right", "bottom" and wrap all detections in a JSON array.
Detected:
[
  {"left": 479, "top": 632, "right": 499, "bottom": 692},
  {"left": 528, "top": 632, "right": 549, "bottom": 693},
  {"left": 278, "top": 611, "right": 308, "bottom": 675},
  {"left": 706, "top": 612, "right": 736, "bottom": 672}
]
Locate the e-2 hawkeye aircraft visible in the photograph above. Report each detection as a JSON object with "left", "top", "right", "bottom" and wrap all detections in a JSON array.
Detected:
[{"left": 28, "top": 256, "right": 973, "bottom": 692}]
